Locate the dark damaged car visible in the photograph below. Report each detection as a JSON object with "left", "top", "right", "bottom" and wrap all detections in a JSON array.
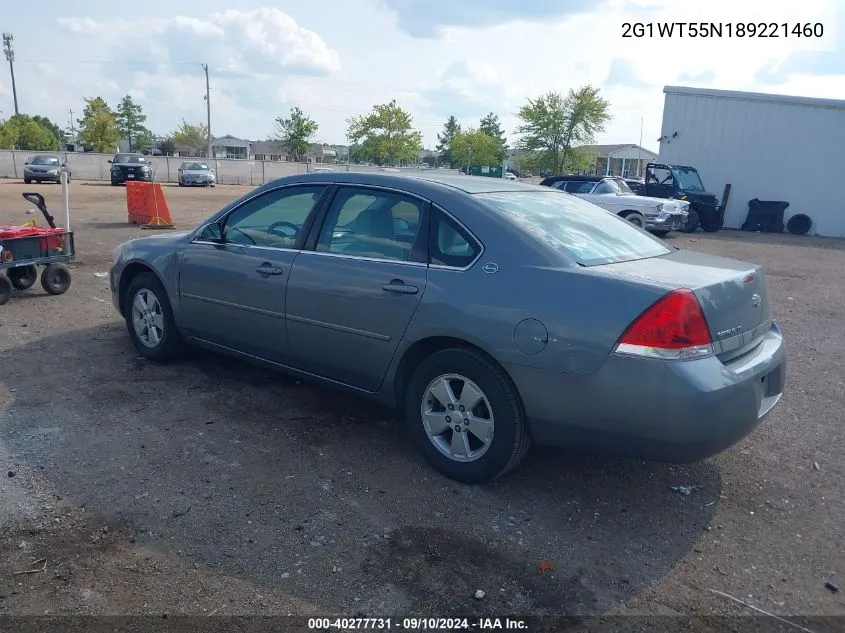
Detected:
[{"left": 109, "top": 153, "right": 153, "bottom": 186}]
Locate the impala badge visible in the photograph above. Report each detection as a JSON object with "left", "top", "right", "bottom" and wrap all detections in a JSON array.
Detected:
[{"left": 751, "top": 293, "right": 761, "bottom": 307}]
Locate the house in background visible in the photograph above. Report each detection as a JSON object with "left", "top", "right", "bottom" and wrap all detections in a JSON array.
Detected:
[
  {"left": 212, "top": 135, "right": 250, "bottom": 159},
  {"left": 577, "top": 144, "right": 658, "bottom": 178},
  {"left": 251, "top": 140, "right": 285, "bottom": 161}
]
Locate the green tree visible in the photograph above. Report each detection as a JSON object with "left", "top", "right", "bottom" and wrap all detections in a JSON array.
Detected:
[
  {"left": 449, "top": 128, "right": 502, "bottom": 168},
  {"left": 479, "top": 112, "right": 508, "bottom": 163},
  {"left": 31, "top": 115, "right": 66, "bottom": 147},
  {"left": 158, "top": 137, "right": 176, "bottom": 156},
  {"left": 172, "top": 120, "right": 209, "bottom": 157},
  {"left": 115, "top": 95, "right": 148, "bottom": 152},
  {"left": 0, "top": 114, "right": 63, "bottom": 150},
  {"left": 78, "top": 97, "right": 121, "bottom": 153},
  {"left": 435, "top": 115, "right": 461, "bottom": 167},
  {"left": 274, "top": 106, "right": 318, "bottom": 162},
  {"left": 515, "top": 86, "right": 611, "bottom": 175},
  {"left": 134, "top": 128, "right": 154, "bottom": 153},
  {"left": 346, "top": 100, "right": 422, "bottom": 166}
]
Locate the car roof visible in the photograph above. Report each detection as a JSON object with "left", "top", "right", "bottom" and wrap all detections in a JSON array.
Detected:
[
  {"left": 541, "top": 175, "right": 611, "bottom": 183},
  {"left": 267, "top": 170, "right": 542, "bottom": 195}
]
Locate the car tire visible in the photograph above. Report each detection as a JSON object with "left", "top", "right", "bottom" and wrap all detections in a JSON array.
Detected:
[
  {"left": 0, "top": 275, "right": 11, "bottom": 305},
  {"left": 404, "top": 347, "right": 531, "bottom": 484},
  {"left": 8, "top": 265, "right": 37, "bottom": 290},
  {"left": 40, "top": 263, "right": 72, "bottom": 295},
  {"left": 123, "top": 272, "right": 185, "bottom": 362},
  {"left": 620, "top": 210, "right": 646, "bottom": 228},
  {"left": 24, "top": 178, "right": 31, "bottom": 184},
  {"left": 679, "top": 209, "right": 699, "bottom": 233}
]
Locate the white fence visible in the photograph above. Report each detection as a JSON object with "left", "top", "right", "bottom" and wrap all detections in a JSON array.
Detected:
[{"left": 0, "top": 150, "right": 459, "bottom": 186}]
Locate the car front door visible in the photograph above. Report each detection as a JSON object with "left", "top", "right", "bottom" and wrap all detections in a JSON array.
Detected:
[
  {"left": 285, "top": 185, "right": 430, "bottom": 391},
  {"left": 177, "top": 184, "right": 328, "bottom": 362}
]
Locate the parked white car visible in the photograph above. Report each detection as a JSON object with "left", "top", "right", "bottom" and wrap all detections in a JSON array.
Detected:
[
  {"left": 504, "top": 172, "right": 517, "bottom": 180},
  {"left": 540, "top": 175, "right": 689, "bottom": 236}
]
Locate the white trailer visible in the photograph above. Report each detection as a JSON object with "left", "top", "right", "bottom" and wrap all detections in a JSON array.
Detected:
[{"left": 658, "top": 86, "right": 845, "bottom": 238}]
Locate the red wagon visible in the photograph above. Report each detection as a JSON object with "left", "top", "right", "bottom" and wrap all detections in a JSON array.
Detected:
[{"left": 0, "top": 193, "right": 75, "bottom": 305}]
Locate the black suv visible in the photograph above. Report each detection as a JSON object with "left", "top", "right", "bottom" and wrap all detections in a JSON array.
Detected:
[{"left": 109, "top": 153, "right": 153, "bottom": 185}]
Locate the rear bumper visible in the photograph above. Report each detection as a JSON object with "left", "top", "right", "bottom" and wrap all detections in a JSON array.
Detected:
[{"left": 507, "top": 323, "right": 786, "bottom": 462}]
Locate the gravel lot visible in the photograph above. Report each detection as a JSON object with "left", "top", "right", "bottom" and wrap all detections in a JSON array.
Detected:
[{"left": 0, "top": 180, "right": 842, "bottom": 621}]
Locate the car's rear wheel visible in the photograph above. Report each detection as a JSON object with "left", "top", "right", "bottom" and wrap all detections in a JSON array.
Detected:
[
  {"left": 8, "top": 265, "right": 37, "bottom": 290},
  {"left": 404, "top": 348, "right": 530, "bottom": 484},
  {"left": 620, "top": 210, "right": 646, "bottom": 228},
  {"left": 124, "top": 272, "right": 185, "bottom": 362},
  {"left": 24, "top": 178, "right": 31, "bottom": 184}
]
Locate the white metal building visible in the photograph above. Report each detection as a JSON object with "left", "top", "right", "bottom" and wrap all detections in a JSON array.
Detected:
[{"left": 658, "top": 86, "right": 845, "bottom": 237}]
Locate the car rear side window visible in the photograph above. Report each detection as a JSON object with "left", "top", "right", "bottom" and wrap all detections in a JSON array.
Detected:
[
  {"left": 429, "top": 209, "right": 481, "bottom": 269},
  {"left": 475, "top": 191, "right": 671, "bottom": 266},
  {"left": 316, "top": 187, "right": 427, "bottom": 262}
]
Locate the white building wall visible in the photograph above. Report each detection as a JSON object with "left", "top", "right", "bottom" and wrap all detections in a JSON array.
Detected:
[{"left": 658, "top": 86, "right": 845, "bottom": 237}]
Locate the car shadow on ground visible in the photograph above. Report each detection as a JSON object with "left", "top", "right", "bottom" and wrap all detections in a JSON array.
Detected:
[{"left": 0, "top": 324, "right": 721, "bottom": 616}]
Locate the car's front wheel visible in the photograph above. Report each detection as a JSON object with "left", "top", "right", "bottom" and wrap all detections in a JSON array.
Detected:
[
  {"left": 124, "top": 272, "right": 184, "bottom": 362},
  {"left": 404, "top": 348, "right": 530, "bottom": 484},
  {"left": 620, "top": 210, "right": 646, "bottom": 228}
]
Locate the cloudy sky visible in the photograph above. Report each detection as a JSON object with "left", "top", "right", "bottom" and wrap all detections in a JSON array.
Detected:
[{"left": 0, "top": 0, "right": 840, "bottom": 152}]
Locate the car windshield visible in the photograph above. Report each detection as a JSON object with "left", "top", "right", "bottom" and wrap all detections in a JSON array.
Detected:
[
  {"left": 115, "top": 154, "right": 146, "bottom": 164},
  {"left": 672, "top": 167, "right": 704, "bottom": 192},
  {"left": 184, "top": 163, "right": 209, "bottom": 170},
  {"left": 31, "top": 156, "right": 60, "bottom": 166},
  {"left": 476, "top": 191, "right": 672, "bottom": 266},
  {"left": 612, "top": 178, "right": 634, "bottom": 194}
]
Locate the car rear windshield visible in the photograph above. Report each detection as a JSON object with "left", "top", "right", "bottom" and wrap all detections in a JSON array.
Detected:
[{"left": 475, "top": 191, "right": 672, "bottom": 266}]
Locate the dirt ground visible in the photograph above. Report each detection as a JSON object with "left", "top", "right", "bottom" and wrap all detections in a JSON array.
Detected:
[{"left": 0, "top": 180, "right": 842, "bottom": 623}]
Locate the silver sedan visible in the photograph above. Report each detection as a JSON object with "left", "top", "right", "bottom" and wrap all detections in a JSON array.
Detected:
[{"left": 110, "top": 172, "right": 786, "bottom": 483}]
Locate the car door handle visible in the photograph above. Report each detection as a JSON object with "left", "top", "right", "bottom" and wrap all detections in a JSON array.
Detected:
[
  {"left": 382, "top": 279, "right": 419, "bottom": 294},
  {"left": 255, "top": 264, "right": 284, "bottom": 276}
]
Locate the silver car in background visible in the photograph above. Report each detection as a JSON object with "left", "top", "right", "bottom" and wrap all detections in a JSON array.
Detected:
[
  {"left": 109, "top": 172, "right": 786, "bottom": 484},
  {"left": 178, "top": 161, "right": 216, "bottom": 187},
  {"left": 541, "top": 175, "right": 689, "bottom": 236},
  {"left": 23, "top": 155, "right": 71, "bottom": 184}
]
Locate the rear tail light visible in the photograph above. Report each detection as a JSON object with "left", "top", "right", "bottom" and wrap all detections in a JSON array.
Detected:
[{"left": 614, "top": 288, "right": 713, "bottom": 360}]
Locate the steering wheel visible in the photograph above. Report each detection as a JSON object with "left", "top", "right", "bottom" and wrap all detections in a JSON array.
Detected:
[{"left": 266, "top": 221, "right": 300, "bottom": 239}]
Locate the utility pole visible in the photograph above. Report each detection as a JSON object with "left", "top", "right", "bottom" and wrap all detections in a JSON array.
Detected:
[
  {"left": 202, "top": 63, "right": 212, "bottom": 159},
  {"left": 2, "top": 33, "right": 19, "bottom": 116}
]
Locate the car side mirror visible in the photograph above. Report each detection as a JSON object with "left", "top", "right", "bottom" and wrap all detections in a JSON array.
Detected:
[
  {"left": 24, "top": 161, "right": 29, "bottom": 165},
  {"left": 107, "top": 160, "right": 113, "bottom": 163}
]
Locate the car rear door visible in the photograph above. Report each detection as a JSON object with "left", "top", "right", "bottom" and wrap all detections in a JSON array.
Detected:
[
  {"left": 177, "top": 184, "right": 329, "bottom": 362},
  {"left": 285, "top": 185, "right": 430, "bottom": 391}
]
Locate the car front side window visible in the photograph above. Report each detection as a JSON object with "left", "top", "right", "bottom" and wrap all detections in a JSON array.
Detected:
[
  {"left": 219, "top": 185, "right": 327, "bottom": 249},
  {"left": 315, "top": 187, "right": 426, "bottom": 262}
]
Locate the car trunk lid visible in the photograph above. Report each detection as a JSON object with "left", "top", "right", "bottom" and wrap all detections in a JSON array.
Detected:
[{"left": 598, "top": 249, "right": 772, "bottom": 361}]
